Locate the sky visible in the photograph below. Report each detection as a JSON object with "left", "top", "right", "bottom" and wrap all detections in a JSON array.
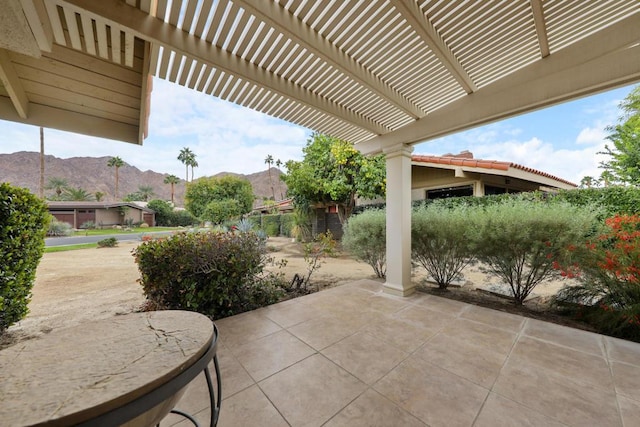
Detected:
[{"left": 0, "top": 77, "right": 636, "bottom": 185}]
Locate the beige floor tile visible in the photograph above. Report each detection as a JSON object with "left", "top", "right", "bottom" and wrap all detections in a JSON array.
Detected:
[
  {"left": 618, "top": 395, "right": 640, "bottom": 427},
  {"left": 288, "top": 313, "right": 367, "bottom": 351},
  {"left": 392, "top": 305, "right": 456, "bottom": 335},
  {"left": 214, "top": 345, "right": 255, "bottom": 398},
  {"left": 474, "top": 393, "right": 567, "bottom": 427},
  {"left": 374, "top": 355, "right": 488, "bottom": 427},
  {"left": 359, "top": 316, "right": 437, "bottom": 353},
  {"left": 346, "top": 279, "right": 384, "bottom": 292},
  {"left": 441, "top": 318, "right": 518, "bottom": 355},
  {"left": 611, "top": 361, "right": 640, "bottom": 401},
  {"left": 259, "top": 354, "right": 366, "bottom": 427},
  {"left": 414, "top": 333, "right": 508, "bottom": 388},
  {"left": 215, "top": 311, "right": 282, "bottom": 350},
  {"left": 233, "top": 330, "right": 316, "bottom": 381},
  {"left": 522, "top": 318, "right": 605, "bottom": 356},
  {"left": 493, "top": 361, "right": 621, "bottom": 426},
  {"left": 509, "top": 336, "right": 614, "bottom": 392},
  {"left": 322, "top": 331, "right": 408, "bottom": 384},
  {"left": 217, "top": 385, "right": 288, "bottom": 427},
  {"left": 324, "top": 389, "right": 426, "bottom": 427},
  {"left": 460, "top": 304, "right": 525, "bottom": 332},
  {"left": 411, "top": 294, "right": 470, "bottom": 316},
  {"left": 606, "top": 336, "right": 640, "bottom": 366},
  {"left": 258, "top": 299, "right": 326, "bottom": 328}
]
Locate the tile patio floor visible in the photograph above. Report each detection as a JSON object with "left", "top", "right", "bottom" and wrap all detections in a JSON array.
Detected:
[{"left": 161, "top": 279, "right": 640, "bottom": 427}]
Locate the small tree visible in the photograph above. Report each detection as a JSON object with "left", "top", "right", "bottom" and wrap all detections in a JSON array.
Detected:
[
  {"left": 185, "top": 175, "right": 254, "bottom": 219},
  {"left": 342, "top": 209, "right": 386, "bottom": 278},
  {"left": 0, "top": 184, "right": 49, "bottom": 332},
  {"left": 469, "top": 198, "right": 600, "bottom": 305}
]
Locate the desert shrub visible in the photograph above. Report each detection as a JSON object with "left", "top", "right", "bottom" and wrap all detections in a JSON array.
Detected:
[
  {"left": 342, "top": 209, "right": 386, "bottom": 278},
  {"left": 261, "top": 214, "right": 281, "bottom": 236},
  {"left": 469, "top": 198, "right": 600, "bottom": 305},
  {"left": 172, "top": 209, "right": 199, "bottom": 226},
  {"left": 553, "top": 214, "right": 640, "bottom": 341},
  {"left": 47, "top": 217, "right": 73, "bottom": 236},
  {"left": 554, "top": 186, "right": 640, "bottom": 216},
  {"left": 97, "top": 237, "right": 118, "bottom": 247},
  {"left": 412, "top": 204, "right": 476, "bottom": 289},
  {"left": 133, "top": 230, "right": 286, "bottom": 318},
  {"left": 0, "top": 184, "right": 49, "bottom": 332},
  {"left": 234, "top": 218, "right": 255, "bottom": 233},
  {"left": 80, "top": 221, "right": 96, "bottom": 229},
  {"left": 140, "top": 222, "right": 149, "bottom": 228}
]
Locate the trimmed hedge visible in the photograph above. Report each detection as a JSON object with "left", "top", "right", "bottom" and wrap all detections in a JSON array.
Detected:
[{"left": 0, "top": 184, "right": 49, "bottom": 332}]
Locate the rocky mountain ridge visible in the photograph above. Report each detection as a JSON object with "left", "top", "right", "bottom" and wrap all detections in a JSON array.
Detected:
[{"left": 0, "top": 151, "right": 286, "bottom": 207}]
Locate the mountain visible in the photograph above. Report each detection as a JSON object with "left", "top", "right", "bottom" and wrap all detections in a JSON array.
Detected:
[{"left": 0, "top": 151, "right": 287, "bottom": 207}]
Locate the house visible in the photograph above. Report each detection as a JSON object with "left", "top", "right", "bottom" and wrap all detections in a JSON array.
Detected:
[
  {"left": 411, "top": 151, "right": 576, "bottom": 201},
  {"left": 48, "top": 202, "right": 155, "bottom": 229}
]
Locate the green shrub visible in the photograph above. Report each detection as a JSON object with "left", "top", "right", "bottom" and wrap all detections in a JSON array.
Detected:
[
  {"left": 342, "top": 209, "right": 386, "bottom": 278},
  {"left": 133, "top": 231, "right": 286, "bottom": 318},
  {"left": 172, "top": 209, "right": 198, "bottom": 226},
  {"left": 412, "top": 204, "right": 476, "bottom": 289},
  {"left": 47, "top": 217, "right": 73, "bottom": 236},
  {"left": 0, "top": 184, "right": 49, "bottom": 332},
  {"left": 261, "top": 214, "right": 281, "bottom": 236},
  {"left": 469, "top": 198, "right": 600, "bottom": 305},
  {"left": 97, "top": 237, "right": 118, "bottom": 247},
  {"left": 280, "top": 213, "right": 295, "bottom": 237},
  {"left": 148, "top": 199, "right": 173, "bottom": 226},
  {"left": 554, "top": 186, "right": 640, "bottom": 216},
  {"left": 203, "top": 198, "right": 242, "bottom": 224},
  {"left": 80, "top": 221, "right": 96, "bottom": 229}
]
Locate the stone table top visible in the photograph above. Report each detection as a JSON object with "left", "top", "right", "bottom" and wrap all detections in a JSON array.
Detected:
[{"left": 0, "top": 310, "right": 214, "bottom": 426}]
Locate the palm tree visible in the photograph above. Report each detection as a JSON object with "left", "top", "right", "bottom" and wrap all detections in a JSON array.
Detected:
[
  {"left": 95, "top": 191, "right": 105, "bottom": 202},
  {"left": 178, "top": 147, "right": 194, "bottom": 182},
  {"left": 39, "top": 127, "right": 44, "bottom": 198},
  {"left": 275, "top": 158, "right": 284, "bottom": 199},
  {"left": 45, "top": 177, "right": 69, "bottom": 200},
  {"left": 63, "top": 187, "right": 94, "bottom": 201},
  {"left": 188, "top": 156, "right": 198, "bottom": 182},
  {"left": 137, "top": 185, "right": 155, "bottom": 201},
  {"left": 580, "top": 176, "right": 597, "bottom": 188},
  {"left": 164, "top": 174, "right": 180, "bottom": 204},
  {"left": 265, "top": 154, "right": 275, "bottom": 200},
  {"left": 107, "top": 156, "right": 125, "bottom": 200}
]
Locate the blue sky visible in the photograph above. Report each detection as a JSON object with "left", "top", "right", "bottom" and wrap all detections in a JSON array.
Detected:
[{"left": 0, "top": 78, "right": 636, "bottom": 185}]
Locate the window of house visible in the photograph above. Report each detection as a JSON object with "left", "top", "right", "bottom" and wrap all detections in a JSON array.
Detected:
[{"left": 426, "top": 185, "right": 473, "bottom": 199}]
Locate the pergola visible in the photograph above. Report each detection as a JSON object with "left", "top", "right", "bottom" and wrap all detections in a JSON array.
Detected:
[{"left": 1, "top": 0, "right": 639, "bottom": 296}]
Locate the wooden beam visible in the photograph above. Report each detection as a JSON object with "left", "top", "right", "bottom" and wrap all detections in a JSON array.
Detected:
[
  {"left": 0, "top": 49, "right": 29, "bottom": 118},
  {"left": 20, "top": 0, "right": 54, "bottom": 52},
  {"left": 62, "top": 0, "right": 389, "bottom": 135},
  {"left": 530, "top": 0, "right": 550, "bottom": 58},
  {"left": 357, "top": 14, "right": 640, "bottom": 155}
]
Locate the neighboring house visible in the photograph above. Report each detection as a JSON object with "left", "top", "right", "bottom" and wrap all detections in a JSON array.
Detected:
[
  {"left": 411, "top": 151, "right": 576, "bottom": 201},
  {"left": 48, "top": 202, "right": 155, "bottom": 229}
]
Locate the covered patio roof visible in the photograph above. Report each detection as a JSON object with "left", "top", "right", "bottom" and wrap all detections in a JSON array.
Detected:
[{"left": 0, "top": 0, "right": 638, "bottom": 149}]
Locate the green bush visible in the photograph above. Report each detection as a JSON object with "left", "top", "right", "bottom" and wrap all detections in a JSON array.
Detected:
[
  {"left": 469, "top": 198, "right": 600, "bottom": 305},
  {"left": 261, "top": 214, "right": 281, "bottom": 236},
  {"left": 97, "top": 237, "right": 118, "bottom": 247},
  {"left": 554, "top": 186, "right": 640, "bottom": 216},
  {"left": 412, "top": 204, "right": 476, "bottom": 289},
  {"left": 280, "top": 213, "right": 295, "bottom": 237},
  {"left": 342, "top": 209, "right": 386, "bottom": 278},
  {"left": 0, "top": 184, "right": 49, "bottom": 332},
  {"left": 47, "top": 217, "right": 73, "bottom": 236},
  {"left": 203, "top": 198, "right": 242, "bottom": 224},
  {"left": 80, "top": 221, "right": 96, "bottom": 229},
  {"left": 133, "top": 231, "right": 286, "bottom": 319},
  {"left": 147, "top": 199, "right": 173, "bottom": 226}
]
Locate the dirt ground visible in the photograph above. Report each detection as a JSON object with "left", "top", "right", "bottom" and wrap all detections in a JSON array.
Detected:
[{"left": 2, "top": 236, "right": 586, "bottom": 348}]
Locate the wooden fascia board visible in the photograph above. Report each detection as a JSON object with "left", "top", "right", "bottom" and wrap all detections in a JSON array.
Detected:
[
  {"left": 357, "top": 14, "right": 640, "bottom": 155},
  {"left": 62, "top": 0, "right": 388, "bottom": 135},
  {"left": 0, "top": 49, "right": 29, "bottom": 118},
  {"left": 0, "top": 96, "right": 139, "bottom": 142},
  {"left": 236, "top": 0, "right": 424, "bottom": 119}
]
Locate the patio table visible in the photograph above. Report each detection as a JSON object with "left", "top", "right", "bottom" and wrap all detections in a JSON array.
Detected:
[{"left": 0, "top": 310, "right": 221, "bottom": 427}]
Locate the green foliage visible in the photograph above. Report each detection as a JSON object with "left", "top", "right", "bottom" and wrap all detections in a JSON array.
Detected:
[
  {"left": 554, "top": 186, "right": 640, "bottom": 216},
  {"left": 412, "top": 205, "right": 476, "bottom": 289},
  {"left": 62, "top": 187, "right": 94, "bottom": 201},
  {"left": 469, "top": 198, "right": 600, "bottom": 305},
  {"left": 45, "top": 177, "right": 69, "bottom": 200},
  {"left": 80, "top": 221, "right": 96, "bottom": 229},
  {"left": 280, "top": 213, "right": 294, "bottom": 237},
  {"left": 290, "top": 206, "right": 312, "bottom": 242},
  {"left": 133, "top": 231, "right": 286, "bottom": 318},
  {"left": 599, "top": 85, "right": 640, "bottom": 185},
  {"left": 282, "top": 133, "right": 385, "bottom": 223},
  {"left": 553, "top": 214, "right": 640, "bottom": 341},
  {"left": 185, "top": 175, "right": 254, "bottom": 220},
  {"left": 47, "top": 217, "right": 74, "bottom": 236},
  {"left": 148, "top": 199, "right": 198, "bottom": 227},
  {"left": 178, "top": 147, "right": 198, "bottom": 182},
  {"left": 0, "top": 184, "right": 49, "bottom": 332},
  {"left": 342, "top": 209, "right": 386, "bottom": 278},
  {"left": 97, "top": 237, "right": 118, "bottom": 247},
  {"left": 203, "top": 199, "right": 242, "bottom": 224},
  {"left": 261, "top": 214, "right": 281, "bottom": 236},
  {"left": 292, "top": 232, "right": 337, "bottom": 291}
]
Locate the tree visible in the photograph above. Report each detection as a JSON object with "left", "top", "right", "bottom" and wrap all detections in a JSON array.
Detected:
[
  {"left": 282, "top": 133, "right": 386, "bottom": 224},
  {"left": 62, "top": 187, "right": 94, "bottom": 201},
  {"left": 95, "top": 191, "right": 105, "bottom": 202},
  {"left": 137, "top": 185, "right": 155, "bottom": 202},
  {"left": 39, "top": 127, "right": 44, "bottom": 198},
  {"left": 185, "top": 175, "right": 254, "bottom": 221},
  {"left": 265, "top": 154, "right": 275, "bottom": 200},
  {"left": 599, "top": 85, "right": 640, "bottom": 185},
  {"left": 188, "top": 156, "right": 198, "bottom": 182},
  {"left": 164, "top": 174, "right": 180, "bottom": 204},
  {"left": 178, "top": 147, "right": 195, "bottom": 182},
  {"left": 580, "top": 176, "right": 598, "bottom": 188},
  {"left": 275, "top": 158, "right": 284, "bottom": 199},
  {"left": 107, "top": 156, "right": 125, "bottom": 200},
  {"left": 45, "top": 177, "right": 69, "bottom": 200}
]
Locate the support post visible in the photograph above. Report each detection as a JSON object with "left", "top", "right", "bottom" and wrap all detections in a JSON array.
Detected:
[{"left": 383, "top": 144, "right": 414, "bottom": 296}]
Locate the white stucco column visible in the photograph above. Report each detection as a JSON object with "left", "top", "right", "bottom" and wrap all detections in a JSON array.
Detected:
[{"left": 383, "top": 143, "right": 414, "bottom": 296}]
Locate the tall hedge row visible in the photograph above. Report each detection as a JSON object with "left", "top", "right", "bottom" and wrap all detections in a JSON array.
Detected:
[{"left": 0, "top": 184, "right": 49, "bottom": 332}]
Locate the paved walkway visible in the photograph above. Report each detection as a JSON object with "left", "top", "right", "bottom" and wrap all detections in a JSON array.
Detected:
[{"left": 161, "top": 280, "right": 640, "bottom": 427}]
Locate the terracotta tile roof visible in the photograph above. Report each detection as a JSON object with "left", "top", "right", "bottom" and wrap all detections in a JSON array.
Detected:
[{"left": 412, "top": 155, "right": 577, "bottom": 187}]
